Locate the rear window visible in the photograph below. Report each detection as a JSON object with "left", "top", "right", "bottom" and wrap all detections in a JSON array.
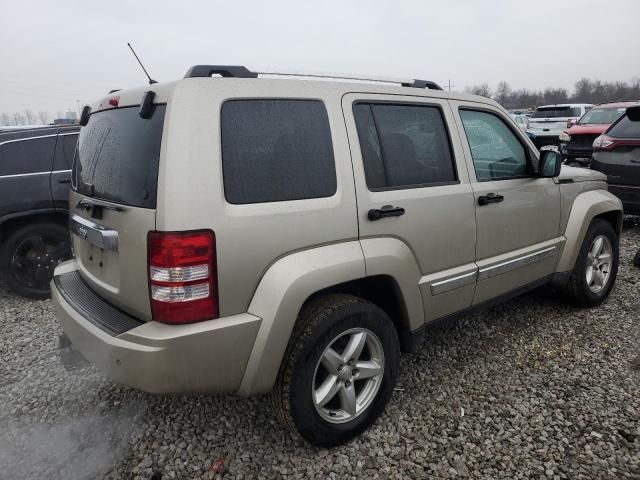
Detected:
[
  {"left": 221, "top": 100, "right": 336, "bottom": 204},
  {"left": 0, "top": 136, "right": 55, "bottom": 175},
  {"left": 72, "top": 105, "right": 165, "bottom": 208},
  {"left": 531, "top": 106, "right": 582, "bottom": 119},
  {"left": 608, "top": 115, "right": 640, "bottom": 138},
  {"left": 579, "top": 107, "right": 626, "bottom": 125}
]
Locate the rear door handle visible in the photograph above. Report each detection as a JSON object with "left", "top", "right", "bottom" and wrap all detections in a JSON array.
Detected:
[
  {"left": 368, "top": 206, "right": 405, "bottom": 221},
  {"left": 478, "top": 193, "right": 504, "bottom": 206},
  {"left": 57, "top": 178, "right": 71, "bottom": 184}
]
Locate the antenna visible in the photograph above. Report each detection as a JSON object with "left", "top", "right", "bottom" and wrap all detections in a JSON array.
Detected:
[{"left": 127, "top": 42, "right": 157, "bottom": 85}]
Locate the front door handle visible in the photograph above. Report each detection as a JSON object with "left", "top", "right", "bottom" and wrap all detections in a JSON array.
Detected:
[
  {"left": 368, "top": 206, "right": 405, "bottom": 221},
  {"left": 478, "top": 193, "right": 504, "bottom": 206}
]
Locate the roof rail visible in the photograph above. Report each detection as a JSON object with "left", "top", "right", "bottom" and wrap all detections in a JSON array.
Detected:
[{"left": 184, "top": 65, "right": 443, "bottom": 90}]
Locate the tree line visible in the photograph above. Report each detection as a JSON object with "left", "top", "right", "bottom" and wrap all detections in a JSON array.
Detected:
[
  {"left": 464, "top": 78, "right": 640, "bottom": 110},
  {"left": 0, "top": 110, "right": 54, "bottom": 126}
]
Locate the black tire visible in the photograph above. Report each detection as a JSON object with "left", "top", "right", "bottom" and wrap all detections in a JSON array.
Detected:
[
  {"left": 565, "top": 219, "right": 619, "bottom": 307},
  {"left": 0, "top": 222, "right": 71, "bottom": 299},
  {"left": 634, "top": 248, "right": 640, "bottom": 268},
  {"left": 270, "top": 294, "right": 400, "bottom": 447}
]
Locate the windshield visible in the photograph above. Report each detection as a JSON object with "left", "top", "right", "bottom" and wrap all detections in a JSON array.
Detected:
[
  {"left": 531, "top": 106, "right": 582, "bottom": 119},
  {"left": 579, "top": 107, "right": 626, "bottom": 125},
  {"left": 72, "top": 105, "right": 166, "bottom": 208}
]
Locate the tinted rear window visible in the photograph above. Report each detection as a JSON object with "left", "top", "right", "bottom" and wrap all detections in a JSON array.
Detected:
[
  {"left": 0, "top": 136, "right": 55, "bottom": 175},
  {"left": 72, "top": 106, "right": 165, "bottom": 208},
  {"left": 531, "top": 107, "right": 582, "bottom": 118},
  {"left": 221, "top": 100, "right": 336, "bottom": 204},
  {"left": 608, "top": 115, "right": 640, "bottom": 139}
]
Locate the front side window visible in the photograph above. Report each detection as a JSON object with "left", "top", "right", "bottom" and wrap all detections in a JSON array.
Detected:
[
  {"left": 353, "top": 103, "right": 457, "bottom": 190},
  {"left": 460, "top": 109, "right": 529, "bottom": 181},
  {"left": 221, "top": 100, "right": 336, "bottom": 204}
]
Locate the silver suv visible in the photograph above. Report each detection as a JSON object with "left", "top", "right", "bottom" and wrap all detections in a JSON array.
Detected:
[{"left": 52, "top": 66, "right": 622, "bottom": 447}]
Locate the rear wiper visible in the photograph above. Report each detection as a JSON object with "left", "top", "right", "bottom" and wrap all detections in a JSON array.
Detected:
[{"left": 76, "top": 198, "right": 125, "bottom": 219}]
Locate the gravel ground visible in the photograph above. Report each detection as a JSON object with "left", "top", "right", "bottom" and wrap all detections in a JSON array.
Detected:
[{"left": 1, "top": 219, "right": 639, "bottom": 480}]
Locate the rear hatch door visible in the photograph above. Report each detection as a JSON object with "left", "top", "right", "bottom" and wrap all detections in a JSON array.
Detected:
[
  {"left": 70, "top": 102, "right": 166, "bottom": 320},
  {"left": 529, "top": 106, "right": 582, "bottom": 132}
]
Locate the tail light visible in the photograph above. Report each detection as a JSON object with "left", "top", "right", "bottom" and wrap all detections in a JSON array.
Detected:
[
  {"left": 148, "top": 230, "right": 218, "bottom": 324},
  {"left": 593, "top": 134, "right": 640, "bottom": 151}
]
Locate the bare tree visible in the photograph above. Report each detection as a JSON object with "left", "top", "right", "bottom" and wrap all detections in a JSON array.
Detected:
[
  {"left": 494, "top": 81, "right": 512, "bottom": 107},
  {"left": 38, "top": 111, "right": 50, "bottom": 124},
  {"left": 0, "top": 113, "right": 12, "bottom": 126},
  {"left": 13, "top": 112, "right": 25, "bottom": 126},
  {"left": 24, "top": 109, "right": 37, "bottom": 125},
  {"left": 465, "top": 83, "right": 492, "bottom": 98}
]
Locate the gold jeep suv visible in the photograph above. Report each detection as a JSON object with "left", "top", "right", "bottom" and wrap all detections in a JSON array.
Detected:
[{"left": 52, "top": 65, "right": 622, "bottom": 446}]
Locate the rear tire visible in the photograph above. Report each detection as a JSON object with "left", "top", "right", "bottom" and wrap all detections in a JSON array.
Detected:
[
  {"left": 0, "top": 222, "right": 71, "bottom": 299},
  {"left": 270, "top": 294, "right": 400, "bottom": 447},
  {"left": 565, "top": 219, "right": 619, "bottom": 307}
]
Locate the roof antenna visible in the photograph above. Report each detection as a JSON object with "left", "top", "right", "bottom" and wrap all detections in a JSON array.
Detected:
[{"left": 127, "top": 42, "right": 157, "bottom": 85}]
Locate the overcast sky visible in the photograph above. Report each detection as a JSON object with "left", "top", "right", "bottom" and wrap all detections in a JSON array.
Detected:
[{"left": 1, "top": 0, "right": 639, "bottom": 115}]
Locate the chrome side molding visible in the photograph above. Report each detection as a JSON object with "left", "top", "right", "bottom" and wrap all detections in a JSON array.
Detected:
[
  {"left": 70, "top": 214, "right": 118, "bottom": 252},
  {"left": 478, "top": 246, "right": 556, "bottom": 281},
  {"left": 430, "top": 270, "right": 477, "bottom": 296}
]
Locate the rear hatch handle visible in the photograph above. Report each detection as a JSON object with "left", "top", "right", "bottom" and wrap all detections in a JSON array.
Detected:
[{"left": 76, "top": 198, "right": 125, "bottom": 219}]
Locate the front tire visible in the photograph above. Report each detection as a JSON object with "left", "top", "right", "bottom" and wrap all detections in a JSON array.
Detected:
[
  {"left": 270, "top": 294, "right": 400, "bottom": 447},
  {"left": 0, "top": 222, "right": 71, "bottom": 299},
  {"left": 565, "top": 219, "right": 619, "bottom": 307}
]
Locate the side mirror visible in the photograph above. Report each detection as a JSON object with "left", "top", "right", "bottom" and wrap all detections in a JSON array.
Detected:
[
  {"left": 538, "top": 150, "right": 562, "bottom": 178},
  {"left": 567, "top": 118, "right": 577, "bottom": 128}
]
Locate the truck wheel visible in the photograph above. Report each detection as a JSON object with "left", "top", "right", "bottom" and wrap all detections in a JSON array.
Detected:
[
  {"left": 565, "top": 219, "right": 619, "bottom": 307},
  {"left": 270, "top": 294, "right": 400, "bottom": 447},
  {"left": 0, "top": 222, "right": 71, "bottom": 299}
]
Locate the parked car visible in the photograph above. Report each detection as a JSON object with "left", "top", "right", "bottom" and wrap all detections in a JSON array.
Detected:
[
  {"left": 591, "top": 105, "right": 640, "bottom": 215},
  {"left": 509, "top": 113, "right": 529, "bottom": 131},
  {"left": 52, "top": 66, "right": 622, "bottom": 447},
  {"left": 558, "top": 102, "right": 638, "bottom": 165},
  {"left": 527, "top": 104, "right": 592, "bottom": 149},
  {"left": 0, "top": 125, "right": 78, "bottom": 298}
]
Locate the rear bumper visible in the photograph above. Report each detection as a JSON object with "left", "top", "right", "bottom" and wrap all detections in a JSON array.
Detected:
[
  {"left": 609, "top": 184, "right": 640, "bottom": 215},
  {"left": 51, "top": 261, "right": 262, "bottom": 394}
]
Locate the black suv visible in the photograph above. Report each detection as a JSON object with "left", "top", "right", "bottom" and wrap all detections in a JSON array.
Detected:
[{"left": 0, "top": 125, "right": 78, "bottom": 298}]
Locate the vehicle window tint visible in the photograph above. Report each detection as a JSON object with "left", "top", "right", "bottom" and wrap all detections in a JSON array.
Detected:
[
  {"left": 0, "top": 136, "right": 55, "bottom": 176},
  {"left": 353, "top": 103, "right": 456, "bottom": 190},
  {"left": 608, "top": 115, "right": 640, "bottom": 138},
  {"left": 74, "top": 106, "right": 166, "bottom": 208},
  {"left": 460, "top": 110, "right": 529, "bottom": 181},
  {"left": 54, "top": 133, "right": 78, "bottom": 170},
  {"left": 221, "top": 100, "right": 336, "bottom": 204}
]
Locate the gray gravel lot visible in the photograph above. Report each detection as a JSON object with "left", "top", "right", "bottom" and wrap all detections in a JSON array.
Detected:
[{"left": 1, "top": 219, "right": 639, "bottom": 480}]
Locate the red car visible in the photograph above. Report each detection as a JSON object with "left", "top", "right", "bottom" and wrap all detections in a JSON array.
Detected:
[{"left": 558, "top": 101, "right": 638, "bottom": 164}]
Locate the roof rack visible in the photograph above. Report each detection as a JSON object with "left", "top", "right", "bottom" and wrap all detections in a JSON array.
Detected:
[{"left": 184, "top": 65, "right": 443, "bottom": 90}]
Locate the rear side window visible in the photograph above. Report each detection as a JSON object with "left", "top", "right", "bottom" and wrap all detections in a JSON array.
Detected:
[
  {"left": 73, "top": 106, "right": 166, "bottom": 208},
  {"left": 221, "top": 100, "right": 336, "bottom": 204},
  {"left": 54, "top": 133, "right": 78, "bottom": 170},
  {"left": 531, "top": 106, "right": 582, "bottom": 118},
  {"left": 607, "top": 115, "right": 640, "bottom": 138},
  {"left": 0, "top": 136, "right": 55, "bottom": 175},
  {"left": 353, "top": 103, "right": 456, "bottom": 190}
]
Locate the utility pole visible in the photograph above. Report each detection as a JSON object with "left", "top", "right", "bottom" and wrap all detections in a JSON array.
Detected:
[{"left": 446, "top": 79, "right": 455, "bottom": 93}]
